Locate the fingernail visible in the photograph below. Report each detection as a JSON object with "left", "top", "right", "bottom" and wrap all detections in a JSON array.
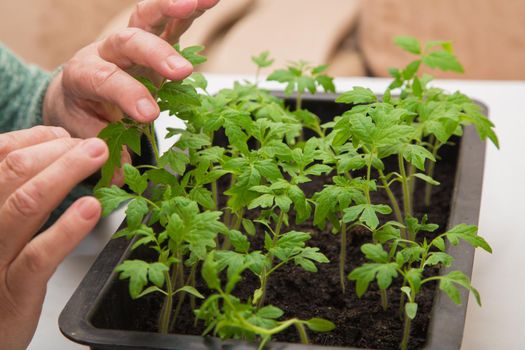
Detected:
[
  {"left": 77, "top": 197, "right": 100, "bottom": 220},
  {"left": 136, "top": 98, "right": 159, "bottom": 119},
  {"left": 82, "top": 138, "right": 107, "bottom": 158},
  {"left": 52, "top": 127, "right": 70, "bottom": 138},
  {"left": 166, "top": 55, "right": 191, "bottom": 71}
]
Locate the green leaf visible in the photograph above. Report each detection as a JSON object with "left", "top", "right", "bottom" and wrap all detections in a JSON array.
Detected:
[
  {"left": 438, "top": 270, "right": 481, "bottom": 305},
  {"left": 348, "top": 263, "right": 398, "bottom": 296},
  {"left": 444, "top": 224, "right": 492, "bottom": 253},
  {"left": 413, "top": 173, "right": 440, "bottom": 185},
  {"left": 402, "top": 60, "right": 422, "bottom": 80},
  {"left": 305, "top": 318, "right": 336, "bottom": 332},
  {"left": 424, "top": 252, "right": 453, "bottom": 267},
  {"left": 135, "top": 76, "right": 157, "bottom": 95},
  {"left": 123, "top": 164, "right": 148, "bottom": 195},
  {"left": 202, "top": 252, "right": 220, "bottom": 290},
  {"left": 394, "top": 36, "right": 421, "bottom": 54},
  {"left": 95, "top": 185, "right": 133, "bottom": 217},
  {"left": 228, "top": 229, "right": 250, "bottom": 253},
  {"left": 405, "top": 302, "right": 418, "bottom": 320},
  {"left": 97, "top": 122, "right": 142, "bottom": 189},
  {"left": 248, "top": 194, "right": 274, "bottom": 210},
  {"left": 361, "top": 244, "right": 389, "bottom": 263},
  {"left": 422, "top": 51, "right": 464, "bottom": 73},
  {"left": 158, "top": 148, "right": 189, "bottom": 174},
  {"left": 186, "top": 72, "right": 208, "bottom": 91},
  {"left": 189, "top": 187, "right": 215, "bottom": 209},
  {"left": 158, "top": 81, "right": 201, "bottom": 110},
  {"left": 336, "top": 87, "right": 377, "bottom": 104},
  {"left": 176, "top": 132, "right": 210, "bottom": 149},
  {"left": 126, "top": 197, "right": 149, "bottom": 229},
  {"left": 242, "top": 218, "right": 256, "bottom": 236},
  {"left": 115, "top": 260, "right": 168, "bottom": 299},
  {"left": 176, "top": 44, "right": 207, "bottom": 65},
  {"left": 175, "top": 285, "right": 205, "bottom": 299},
  {"left": 252, "top": 51, "right": 274, "bottom": 68},
  {"left": 401, "top": 144, "right": 435, "bottom": 171},
  {"left": 256, "top": 305, "right": 284, "bottom": 319}
]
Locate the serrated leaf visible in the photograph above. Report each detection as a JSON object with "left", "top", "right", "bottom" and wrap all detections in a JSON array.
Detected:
[
  {"left": 123, "top": 164, "right": 148, "bottom": 195},
  {"left": 176, "top": 45, "right": 207, "bottom": 66},
  {"left": 95, "top": 185, "right": 133, "bottom": 216},
  {"left": 361, "top": 244, "right": 389, "bottom": 263},
  {"left": 394, "top": 36, "right": 421, "bottom": 54},
  {"left": 422, "top": 51, "right": 464, "bottom": 73},
  {"left": 439, "top": 270, "right": 481, "bottom": 305},
  {"left": 252, "top": 51, "right": 274, "bottom": 68},
  {"left": 97, "top": 122, "right": 142, "bottom": 189},
  {"left": 444, "top": 224, "right": 492, "bottom": 253},
  {"left": 336, "top": 87, "right": 377, "bottom": 104},
  {"left": 126, "top": 197, "right": 149, "bottom": 229}
]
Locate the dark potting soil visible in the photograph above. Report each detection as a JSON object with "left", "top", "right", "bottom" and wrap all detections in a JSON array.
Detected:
[{"left": 91, "top": 139, "right": 459, "bottom": 350}]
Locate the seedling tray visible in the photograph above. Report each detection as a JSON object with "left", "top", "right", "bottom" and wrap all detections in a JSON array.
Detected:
[{"left": 59, "top": 93, "right": 487, "bottom": 350}]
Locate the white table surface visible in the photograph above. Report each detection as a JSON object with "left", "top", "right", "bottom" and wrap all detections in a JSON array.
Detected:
[{"left": 28, "top": 75, "right": 525, "bottom": 350}]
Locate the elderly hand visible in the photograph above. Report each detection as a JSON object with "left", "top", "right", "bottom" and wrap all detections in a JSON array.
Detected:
[
  {"left": 42, "top": 0, "right": 219, "bottom": 139},
  {"left": 0, "top": 126, "right": 108, "bottom": 350}
]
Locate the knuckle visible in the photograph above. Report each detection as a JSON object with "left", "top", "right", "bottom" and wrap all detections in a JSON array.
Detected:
[
  {"left": 22, "top": 241, "right": 49, "bottom": 274},
  {"left": 7, "top": 183, "right": 44, "bottom": 217},
  {"left": 0, "top": 134, "right": 14, "bottom": 159},
  {"left": 114, "top": 27, "right": 141, "bottom": 46},
  {"left": 90, "top": 63, "right": 120, "bottom": 95},
  {"left": 3, "top": 151, "right": 33, "bottom": 179}
]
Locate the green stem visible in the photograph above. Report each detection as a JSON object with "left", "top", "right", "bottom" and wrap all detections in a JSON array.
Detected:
[
  {"left": 295, "top": 323, "right": 310, "bottom": 344},
  {"left": 378, "top": 169, "right": 405, "bottom": 234},
  {"left": 400, "top": 312, "right": 412, "bottom": 350},
  {"left": 257, "top": 210, "right": 285, "bottom": 309},
  {"left": 158, "top": 271, "right": 173, "bottom": 334},
  {"left": 212, "top": 180, "right": 218, "bottom": 210},
  {"left": 424, "top": 137, "right": 440, "bottom": 207},
  {"left": 407, "top": 163, "right": 416, "bottom": 208},
  {"left": 398, "top": 154, "right": 412, "bottom": 220},
  {"left": 339, "top": 220, "right": 347, "bottom": 293},
  {"left": 380, "top": 289, "right": 388, "bottom": 311},
  {"left": 144, "top": 123, "right": 160, "bottom": 163}
]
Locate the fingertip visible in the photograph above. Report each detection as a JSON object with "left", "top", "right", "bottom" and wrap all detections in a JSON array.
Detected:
[
  {"left": 136, "top": 98, "right": 160, "bottom": 121},
  {"left": 76, "top": 196, "right": 101, "bottom": 221},
  {"left": 164, "top": 55, "right": 194, "bottom": 80}
]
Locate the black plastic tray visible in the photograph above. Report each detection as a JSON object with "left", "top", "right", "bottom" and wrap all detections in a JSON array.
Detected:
[{"left": 59, "top": 93, "right": 487, "bottom": 350}]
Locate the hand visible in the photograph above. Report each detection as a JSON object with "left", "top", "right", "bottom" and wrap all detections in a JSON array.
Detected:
[
  {"left": 42, "top": 0, "right": 219, "bottom": 139},
  {"left": 0, "top": 126, "right": 109, "bottom": 350}
]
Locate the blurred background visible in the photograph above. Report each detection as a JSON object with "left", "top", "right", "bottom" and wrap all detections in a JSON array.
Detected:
[{"left": 1, "top": 0, "right": 525, "bottom": 80}]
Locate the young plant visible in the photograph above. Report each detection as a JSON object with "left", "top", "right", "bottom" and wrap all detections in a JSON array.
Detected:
[
  {"left": 196, "top": 252, "right": 335, "bottom": 349},
  {"left": 349, "top": 217, "right": 492, "bottom": 350}
]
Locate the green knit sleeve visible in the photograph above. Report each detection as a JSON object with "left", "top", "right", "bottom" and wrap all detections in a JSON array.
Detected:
[
  {"left": 0, "top": 44, "right": 95, "bottom": 223},
  {"left": 0, "top": 43, "right": 54, "bottom": 133}
]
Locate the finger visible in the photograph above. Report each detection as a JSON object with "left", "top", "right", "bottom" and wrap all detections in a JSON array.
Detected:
[
  {"left": 0, "top": 137, "right": 81, "bottom": 203},
  {"left": 161, "top": 0, "right": 220, "bottom": 43},
  {"left": 0, "top": 138, "right": 108, "bottom": 265},
  {"left": 5, "top": 197, "right": 100, "bottom": 299},
  {"left": 111, "top": 148, "right": 132, "bottom": 187},
  {"left": 0, "top": 126, "right": 70, "bottom": 161},
  {"left": 129, "top": 0, "right": 199, "bottom": 36},
  {"left": 63, "top": 55, "right": 160, "bottom": 122},
  {"left": 98, "top": 27, "right": 192, "bottom": 81}
]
